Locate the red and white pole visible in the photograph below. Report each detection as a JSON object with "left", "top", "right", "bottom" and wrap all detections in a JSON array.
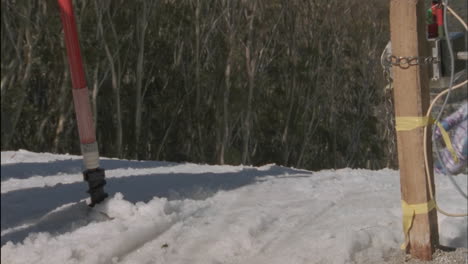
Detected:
[{"left": 58, "top": 0, "right": 107, "bottom": 206}]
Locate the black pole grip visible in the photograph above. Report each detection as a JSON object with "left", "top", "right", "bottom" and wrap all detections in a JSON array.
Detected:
[{"left": 83, "top": 168, "right": 108, "bottom": 207}]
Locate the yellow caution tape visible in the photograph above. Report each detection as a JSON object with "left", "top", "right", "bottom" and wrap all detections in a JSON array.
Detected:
[
  {"left": 400, "top": 199, "right": 436, "bottom": 250},
  {"left": 435, "top": 122, "right": 459, "bottom": 163},
  {"left": 395, "top": 116, "right": 433, "bottom": 131},
  {"left": 395, "top": 116, "right": 458, "bottom": 163}
]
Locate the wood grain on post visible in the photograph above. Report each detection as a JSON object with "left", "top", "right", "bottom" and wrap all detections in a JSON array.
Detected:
[{"left": 389, "top": 0, "right": 439, "bottom": 260}]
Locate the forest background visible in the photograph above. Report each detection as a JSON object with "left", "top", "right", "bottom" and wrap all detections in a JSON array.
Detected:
[{"left": 3, "top": 0, "right": 462, "bottom": 171}]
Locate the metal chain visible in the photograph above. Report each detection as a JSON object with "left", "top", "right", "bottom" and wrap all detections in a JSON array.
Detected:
[{"left": 384, "top": 55, "right": 440, "bottom": 69}]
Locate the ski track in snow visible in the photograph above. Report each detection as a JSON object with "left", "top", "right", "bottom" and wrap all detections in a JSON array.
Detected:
[{"left": 1, "top": 150, "right": 467, "bottom": 264}]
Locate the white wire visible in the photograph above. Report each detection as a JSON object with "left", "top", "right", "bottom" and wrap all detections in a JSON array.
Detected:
[
  {"left": 428, "top": 0, "right": 468, "bottom": 212},
  {"left": 447, "top": 5, "right": 468, "bottom": 31},
  {"left": 424, "top": 80, "right": 468, "bottom": 216}
]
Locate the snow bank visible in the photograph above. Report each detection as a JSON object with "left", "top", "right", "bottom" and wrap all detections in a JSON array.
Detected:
[{"left": 1, "top": 151, "right": 467, "bottom": 264}]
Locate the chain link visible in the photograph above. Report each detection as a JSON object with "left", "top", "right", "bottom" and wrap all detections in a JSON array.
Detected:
[{"left": 384, "top": 55, "right": 440, "bottom": 69}]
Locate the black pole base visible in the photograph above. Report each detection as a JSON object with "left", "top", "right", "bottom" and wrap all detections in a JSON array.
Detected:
[{"left": 83, "top": 168, "right": 108, "bottom": 207}]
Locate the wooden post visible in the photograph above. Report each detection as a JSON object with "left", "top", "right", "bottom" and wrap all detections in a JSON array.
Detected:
[{"left": 389, "top": 0, "right": 439, "bottom": 260}]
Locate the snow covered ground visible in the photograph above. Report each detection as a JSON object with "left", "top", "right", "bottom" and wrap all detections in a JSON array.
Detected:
[{"left": 1, "top": 150, "right": 467, "bottom": 264}]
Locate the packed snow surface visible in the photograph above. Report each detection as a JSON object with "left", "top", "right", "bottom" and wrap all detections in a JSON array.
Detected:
[{"left": 1, "top": 150, "right": 467, "bottom": 264}]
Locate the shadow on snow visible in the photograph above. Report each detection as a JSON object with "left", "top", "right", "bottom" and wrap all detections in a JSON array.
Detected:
[
  {"left": 1, "top": 164, "right": 310, "bottom": 246},
  {"left": 0, "top": 159, "right": 178, "bottom": 181}
]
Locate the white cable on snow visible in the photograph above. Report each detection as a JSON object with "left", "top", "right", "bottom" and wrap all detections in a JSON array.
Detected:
[{"left": 433, "top": 0, "right": 467, "bottom": 200}]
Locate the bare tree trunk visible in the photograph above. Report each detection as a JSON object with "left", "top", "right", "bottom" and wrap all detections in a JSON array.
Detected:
[
  {"left": 90, "top": 57, "right": 111, "bottom": 131},
  {"left": 135, "top": 1, "right": 151, "bottom": 159},
  {"left": 329, "top": 42, "right": 341, "bottom": 169},
  {"left": 241, "top": 0, "right": 257, "bottom": 165},
  {"left": 296, "top": 94, "right": 319, "bottom": 168},
  {"left": 53, "top": 52, "right": 71, "bottom": 152},
  {"left": 107, "top": 8, "right": 124, "bottom": 158},
  {"left": 220, "top": 38, "right": 233, "bottom": 164},
  {"left": 1, "top": 3, "right": 21, "bottom": 102},
  {"left": 92, "top": 61, "right": 100, "bottom": 129},
  {"left": 194, "top": 0, "right": 201, "bottom": 112},
  {"left": 156, "top": 102, "right": 184, "bottom": 160},
  {"left": 2, "top": 8, "right": 33, "bottom": 149},
  {"left": 194, "top": 0, "right": 206, "bottom": 161},
  {"left": 281, "top": 1, "right": 297, "bottom": 165},
  {"left": 95, "top": 0, "right": 122, "bottom": 157},
  {"left": 219, "top": 1, "right": 237, "bottom": 164}
]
